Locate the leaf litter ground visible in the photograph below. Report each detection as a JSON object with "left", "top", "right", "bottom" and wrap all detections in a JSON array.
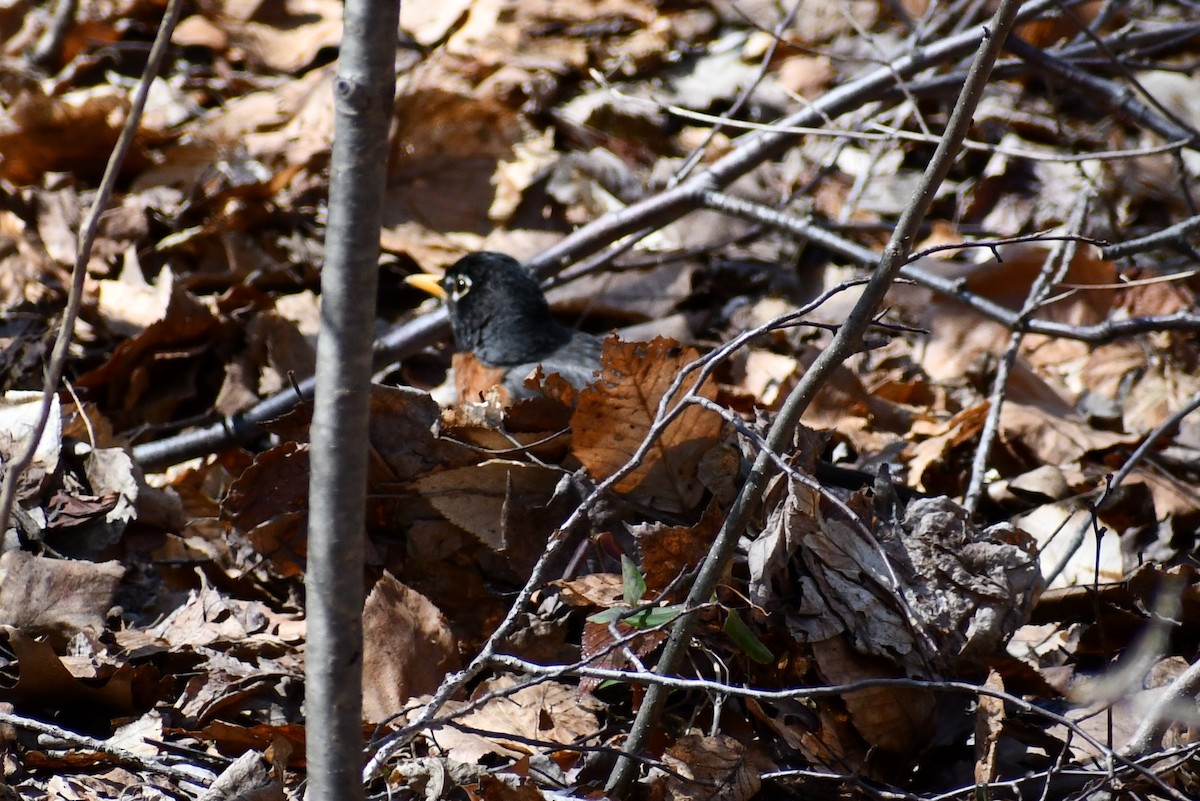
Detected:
[{"left": 1, "top": 1, "right": 1200, "bottom": 799}]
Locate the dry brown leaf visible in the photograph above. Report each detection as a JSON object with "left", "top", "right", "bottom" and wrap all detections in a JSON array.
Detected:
[
  {"left": 1118, "top": 361, "right": 1200, "bottom": 436},
  {"left": 362, "top": 574, "right": 460, "bottom": 724},
  {"left": 150, "top": 581, "right": 270, "bottom": 649},
  {"left": 0, "top": 551, "right": 123, "bottom": 637},
  {"left": 546, "top": 258, "right": 697, "bottom": 322},
  {"left": 175, "top": 651, "right": 294, "bottom": 725},
  {"left": 365, "top": 386, "right": 479, "bottom": 483},
  {"left": 776, "top": 54, "right": 834, "bottom": 98},
  {"left": 918, "top": 302, "right": 1010, "bottom": 384},
  {"left": 490, "top": 129, "right": 557, "bottom": 224},
  {"left": 1012, "top": 501, "right": 1124, "bottom": 589},
  {"left": 632, "top": 500, "right": 723, "bottom": 595},
  {"left": 999, "top": 402, "right": 1134, "bottom": 466},
  {"left": 1016, "top": 0, "right": 1105, "bottom": 45},
  {"left": 81, "top": 446, "right": 139, "bottom": 526},
  {"left": 906, "top": 402, "right": 989, "bottom": 491},
  {"left": 552, "top": 573, "right": 624, "bottom": 608},
  {"left": 1145, "top": 656, "right": 1200, "bottom": 752},
  {"left": 387, "top": 88, "right": 526, "bottom": 234},
  {"left": 193, "top": 721, "right": 306, "bottom": 769},
  {"left": 438, "top": 394, "right": 572, "bottom": 463},
  {"left": 579, "top": 618, "right": 667, "bottom": 695},
  {"left": 0, "top": 1, "right": 1195, "bottom": 794},
  {"left": 772, "top": 478, "right": 1043, "bottom": 673},
  {"left": 224, "top": 442, "right": 310, "bottom": 535},
  {"left": 0, "top": 627, "right": 153, "bottom": 720},
  {"left": 743, "top": 696, "right": 813, "bottom": 754},
  {"left": 400, "top": 0, "right": 472, "bottom": 46},
  {"left": 738, "top": 349, "right": 798, "bottom": 409},
  {"left": 975, "top": 669, "right": 1005, "bottom": 785},
  {"left": 171, "top": 15, "right": 229, "bottom": 49},
  {"left": 202, "top": 750, "right": 285, "bottom": 801},
  {"left": 380, "top": 222, "right": 469, "bottom": 268},
  {"left": 1120, "top": 276, "right": 1195, "bottom": 317},
  {"left": 572, "top": 337, "right": 723, "bottom": 515},
  {"left": 1078, "top": 339, "right": 1148, "bottom": 402},
  {"left": 226, "top": 2, "right": 344, "bottom": 73},
  {"left": 799, "top": 697, "right": 872, "bottom": 777},
  {"left": 970, "top": 245, "right": 1117, "bottom": 321},
  {"left": 990, "top": 464, "right": 1073, "bottom": 505},
  {"left": 469, "top": 773, "right": 548, "bottom": 801},
  {"left": 556, "top": 572, "right": 678, "bottom": 696},
  {"left": 107, "top": 711, "right": 165, "bottom": 759},
  {"left": 793, "top": 344, "right": 918, "bottom": 455},
  {"left": 431, "top": 675, "right": 602, "bottom": 764},
  {"left": 250, "top": 303, "right": 318, "bottom": 393},
  {"left": 34, "top": 186, "right": 82, "bottom": 266},
  {"left": 810, "top": 636, "right": 935, "bottom": 756},
  {"left": 73, "top": 282, "right": 221, "bottom": 429},
  {"left": 661, "top": 732, "right": 771, "bottom": 801},
  {"left": 395, "top": 526, "right": 512, "bottom": 647},
  {"left": 747, "top": 477, "right": 823, "bottom": 614},
  {"left": 245, "top": 511, "right": 308, "bottom": 579},
  {"left": 412, "top": 460, "right": 563, "bottom": 554},
  {"left": 1121, "top": 467, "right": 1200, "bottom": 532},
  {"left": 96, "top": 261, "right": 175, "bottom": 335},
  {"left": 0, "top": 85, "right": 130, "bottom": 185},
  {"left": 919, "top": 245, "right": 1117, "bottom": 395},
  {"left": 221, "top": 389, "right": 459, "bottom": 573},
  {"left": 0, "top": 208, "right": 62, "bottom": 306}
]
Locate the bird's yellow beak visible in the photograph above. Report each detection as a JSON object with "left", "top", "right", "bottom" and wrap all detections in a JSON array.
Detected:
[{"left": 405, "top": 273, "right": 447, "bottom": 300}]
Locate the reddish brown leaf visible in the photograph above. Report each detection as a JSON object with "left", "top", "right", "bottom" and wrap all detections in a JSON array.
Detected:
[
  {"left": 974, "top": 669, "right": 1005, "bottom": 785},
  {"left": 572, "top": 337, "right": 723, "bottom": 515},
  {"left": 632, "top": 499, "right": 722, "bottom": 596},
  {"left": 579, "top": 619, "right": 666, "bottom": 695}
]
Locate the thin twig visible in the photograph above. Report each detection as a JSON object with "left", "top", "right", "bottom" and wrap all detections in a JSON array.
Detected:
[
  {"left": 963, "top": 193, "right": 1092, "bottom": 513},
  {"left": 1109, "top": 390, "right": 1200, "bottom": 491},
  {"left": 1041, "top": 388, "right": 1200, "bottom": 588},
  {"left": 137, "top": 0, "right": 1152, "bottom": 472},
  {"left": 0, "top": 0, "right": 184, "bottom": 538},
  {"left": 0, "top": 710, "right": 212, "bottom": 787},
  {"left": 1123, "top": 655, "right": 1200, "bottom": 757},
  {"left": 699, "top": 189, "right": 1200, "bottom": 343},
  {"left": 524, "top": 0, "right": 1061, "bottom": 277},
  {"left": 668, "top": 0, "right": 805, "bottom": 185},
  {"left": 1102, "top": 213, "right": 1200, "bottom": 259},
  {"left": 29, "top": 0, "right": 78, "bottom": 69},
  {"left": 1004, "top": 35, "right": 1200, "bottom": 146}
]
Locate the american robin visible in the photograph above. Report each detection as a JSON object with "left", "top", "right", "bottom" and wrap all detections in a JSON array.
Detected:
[{"left": 405, "top": 251, "right": 603, "bottom": 400}]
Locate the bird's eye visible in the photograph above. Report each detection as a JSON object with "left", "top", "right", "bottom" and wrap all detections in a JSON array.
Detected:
[{"left": 451, "top": 275, "right": 472, "bottom": 300}]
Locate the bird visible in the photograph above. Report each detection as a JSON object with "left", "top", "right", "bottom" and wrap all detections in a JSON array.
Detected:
[{"left": 405, "top": 251, "right": 603, "bottom": 401}]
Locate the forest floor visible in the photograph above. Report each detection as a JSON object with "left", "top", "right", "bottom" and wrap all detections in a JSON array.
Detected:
[{"left": 0, "top": 0, "right": 1199, "bottom": 799}]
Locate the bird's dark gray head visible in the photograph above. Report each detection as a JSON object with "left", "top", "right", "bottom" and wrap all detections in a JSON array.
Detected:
[{"left": 437, "top": 252, "right": 572, "bottom": 367}]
